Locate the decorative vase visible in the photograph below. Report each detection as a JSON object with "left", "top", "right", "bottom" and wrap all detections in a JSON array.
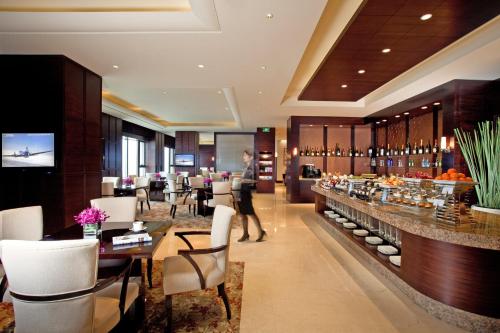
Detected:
[
  {"left": 83, "top": 223, "right": 102, "bottom": 239},
  {"left": 471, "top": 205, "right": 500, "bottom": 215}
]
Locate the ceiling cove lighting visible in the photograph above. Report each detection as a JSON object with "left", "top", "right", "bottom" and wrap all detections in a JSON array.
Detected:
[
  {"left": 404, "top": 112, "right": 410, "bottom": 115},
  {"left": 266, "top": 13, "right": 274, "bottom": 19},
  {"left": 197, "top": 64, "right": 205, "bottom": 68},
  {"left": 433, "top": 102, "right": 441, "bottom": 105},
  {"left": 382, "top": 48, "right": 391, "bottom": 53},
  {"left": 341, "top": 84, "right": 348, "bottom": 88},
  {"left": 395, "top": 115, "right": 401, "bottom": 118},
  {"left": 382, "top": 119, "right": 387, "bottom": 122},
  {"left": 376, "top": 121, "right": 381, "bottom": 124},
  {"left": 112, "top": 65, "right": 119, "bottom": 69},
  {"left": 357, "top": 69, "right": 366, "bottom": 74},
  {"left": 420, "top": 13, "right": 432, "bottom": 21},
  {"left": 421, "top": 106, "right": 428, "bottom": 109}
]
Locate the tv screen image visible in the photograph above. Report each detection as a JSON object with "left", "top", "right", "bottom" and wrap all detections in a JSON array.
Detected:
[
  {"left": 175, "top": 154, "right": 194, "bottom": 166},
  {"left": 2, "top": 133, "right": 55, "bottom": 167}
]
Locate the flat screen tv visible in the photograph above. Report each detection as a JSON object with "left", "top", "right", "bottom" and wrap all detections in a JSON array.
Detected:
[
  {"left": 175, "top": 154, "right": 194, "bottom": 166},
  {"left": 2, "top": 133, "right": 55, "bottom": 168}
]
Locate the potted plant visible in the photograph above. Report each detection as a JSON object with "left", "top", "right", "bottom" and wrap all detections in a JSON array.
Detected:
[
  {"left": 123, "top": 177, "right": 133, "bottom": 187},
  {"left": 454, "top": 118, "right": 500, "bottom": 214},
  {"left": 74, "top": 207, "right": 109, "bottom": 238}
]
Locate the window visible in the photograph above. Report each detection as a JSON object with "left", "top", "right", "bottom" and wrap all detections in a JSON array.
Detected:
[
  {"left": 122, "top": 136, "right": 146, "bottom": 177},
  {"left": 164, "top": 147, "right": 175, "bottom": 173}
]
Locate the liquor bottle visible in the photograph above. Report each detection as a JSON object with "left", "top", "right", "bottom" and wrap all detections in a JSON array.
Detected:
[
  {"left": 386, "top": 144, "right": 391, "bottom": 156},
  {"left": 304, "top": 146, "right": 309, "bottom": 156},
  {"left": 375, "top": 147, "right": 380, "bottom": 157},
  {"left": 360, "top": 150, "right": 364, "bottom": 157},
  {"left": 370, "top": 157, "right": 376, "bottom": 167},
  {"left": 299, "top": 147, "right": 304, "bottom": 156},
  {"left": 334, "top": 144, "right": 339, "bottom": 156},
  {"left": 321, "top": 146, "right": 325, "bottom": 156},
  {"left": 425, "top": 140, "right": 431, "bottom": 154},
  {"left": 412, "top": 142, "right": 418, "bottom": 155},
  {"left": 405, "top": 141, "right": 411, "bottom": 155},
  {"left": 432, "top": 139, "right": 439, "bottom": 154},
  {"left": 316, "top": 147, "right": 320, "bottom": 157},
  {"left": 355, "top": 147, "right": 359, "bottom": 157},
  {"left": 408, "top": 159, "right": 413, "bottom": 167},
  {"left": 380, "top": 145, "right": 385, "bottom": 156},
  {"left": 400, "top": 144, "right": 405, "bottom": 156},
  {"left": 398, "top": 158, "right": 403, "bottom": 168},
  {"left": 380, "top": 159, "right": 384, "bottom": 167},
  {"left": 348, "top": 147, "right": 353, "bottom": 157},
  {"left": 368, "top": 146, "right": 373, "bottom": 157},
  {"left": 327, "top": 147, "right": 331, "bottom": 157},
  {"left": 418, "top": 139, "right": 424, "bottom": 155}
]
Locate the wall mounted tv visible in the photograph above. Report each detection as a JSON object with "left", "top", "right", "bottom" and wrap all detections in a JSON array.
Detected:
[
  {"left": 2, "top": 133, "right": 55, "bottom": 168},
  {"left": 175, "top": 154, "right": 195, "bottom": 166}
]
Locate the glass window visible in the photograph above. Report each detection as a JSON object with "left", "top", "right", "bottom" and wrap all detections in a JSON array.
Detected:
[
  {"left": 164, "top": 147, "right": 170, "bottom": 172},
  {"left": 122, "top": 136, "right": 145, "bottom": 177}
]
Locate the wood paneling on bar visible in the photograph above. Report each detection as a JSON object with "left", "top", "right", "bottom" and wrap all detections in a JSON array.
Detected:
[
  {"left": 198, "top": 144, "right": 215, "bottom": 169},
  {"left": 175, "top": 131, "right": 199, "bottom": 176},
  {"left": 101, "top": 113, "right": 123, "bottom": 177}
]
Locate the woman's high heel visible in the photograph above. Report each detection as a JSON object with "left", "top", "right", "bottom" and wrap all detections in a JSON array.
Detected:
[
  {"left": 238, "top": 234, "right": 250, "bottom": 242},
  {"left": 256, "top": 230, "right": 267, "bottom": 242}
]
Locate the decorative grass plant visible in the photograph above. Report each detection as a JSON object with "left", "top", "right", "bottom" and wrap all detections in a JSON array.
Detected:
[{"left": 454, "top": 118, "right": 500, "bottom": 209}]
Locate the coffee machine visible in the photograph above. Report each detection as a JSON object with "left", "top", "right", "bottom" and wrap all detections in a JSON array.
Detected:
[{"left": 301, "top": 164, "right": 321, "bottom": 178}]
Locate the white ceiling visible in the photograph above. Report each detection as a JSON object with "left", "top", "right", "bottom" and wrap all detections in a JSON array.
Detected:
[{"left": 1, "top": 0, "right": 499, "bottom": 134}]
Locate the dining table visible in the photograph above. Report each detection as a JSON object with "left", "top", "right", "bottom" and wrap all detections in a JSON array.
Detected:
[
  {"left": 113, "top": 185, "right": 147, "bottom": 197},
  {"left": 43, "top": 220, "right": 171, "bottom": 320}
]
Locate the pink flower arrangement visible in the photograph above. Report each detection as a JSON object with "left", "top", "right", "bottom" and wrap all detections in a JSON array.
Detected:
[
  {"left": 74, "top": 207, "right": 109, "bottom": 226},
  {"left": 123, "top": 177, "right": 133, "bottom": 186},
  {"left": 176, "top": 171, "right": 181, "bottom": 176},
  {"left": 203, "top": 177, "right": 212, "bottom": 185},
  {"left": 221, "top": 172, "right": 229, "bottom": 178},
  {"left": 155, "top": 172, "right": 161, "bottom": 179}
]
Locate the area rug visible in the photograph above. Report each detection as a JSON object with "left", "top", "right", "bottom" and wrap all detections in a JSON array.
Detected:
[
  {"left": 0, "top": 261, "right": 244, "bottom": 333},
  {"left": 137, "top": 201, "right": 241, "bottom": 230},
  {"left": 142, "top": 261, "right": 244, "bottom": 332}
]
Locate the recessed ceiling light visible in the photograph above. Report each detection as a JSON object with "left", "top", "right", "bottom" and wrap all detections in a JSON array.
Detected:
[
  {"left": 266, "top": 13, "right": 274, "bottom": 19},
  {"left": 339, "top": 125, "right": 343, "bottom": 128},
  {"left": 403, "top": 112, "right": 410, "bottom": 115},
  {"left": 258, "top": 91, "right": 263, "bottom": 94},
  {"left": 162, "top": 91, "right": 167, "bottom": 95},
  {"left": 382, "top": 119, "right": 387, "bottom": 122},
  {"left": 112, "top": 65, "right": 119, "bottom": 69},
  {"left": 433, "top": 102, "right": 441, "bottom": 105},
  {"left": 341, "top": 84, "right": 348, "bottom": 88},
  {"left": 358, "top": 69, "right": 366, "bottom": 74},
  {"left": 217, "top": 90, "right": 222, "bottom": 94},
  {"left": 395, "top": 115, "right": 401, "bottom": 118},
  {"left": 197, "top": 64, "right": 205, "bottom": 68},
  {"left": 420, "top": 13, "right": 432, "bottom": 21},
  {"left": 382, "top": 48, "right": 391, "bottom": 53},
  {"left": 260, "top": 65, "right": 267, "bottom": 70},
  {"left": 421, "top": 106, "right": 428, "bottom": 109},
  {"left": 376, "top": 121, "right": 381, "bottom": 124},
  {"left": 309, "top": 125, "right": 313, "bottom": 127}
]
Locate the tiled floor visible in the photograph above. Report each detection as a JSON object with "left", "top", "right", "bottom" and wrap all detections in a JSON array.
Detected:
[{"left": 156, "top": 185, "right": 464, "bottom": 333}]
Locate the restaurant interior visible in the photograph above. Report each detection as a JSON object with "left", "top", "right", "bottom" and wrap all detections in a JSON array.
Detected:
[{"left": 0, "top": 1, "right": 499, "bottom": 332}]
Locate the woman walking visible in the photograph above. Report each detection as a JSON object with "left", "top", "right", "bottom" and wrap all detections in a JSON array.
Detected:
[{"left": 238, "top": 150, "right": 266, "bottom": 242}]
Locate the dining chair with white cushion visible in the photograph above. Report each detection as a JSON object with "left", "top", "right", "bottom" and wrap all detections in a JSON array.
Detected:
[
  {"left": 209, "top": 173, "right": 223, "bottom": 182},
  {"left": 166, "top": 173, "right": 177, "bottom": 181},
  {"left": 187, "top": 177, "right": 204, "bottom": 199},
  {"left": 163, "top": 205, "right": 236, "bottom": 332},
  {"left": 101, "top": 182, "right": 114, "bottom": 197},
  {"left": 204, "top": 182, "right": 234, "bottom": 216},
  {"left": 102, "top": 177, "right": 120, "bottom": 188},
  {"left": 0, "top": 206, "right": 44, "bottom": 302},
  {"left": 164, "top": 180, "right": 197, "bottom": 218},
  {"left": 134, "top": 176, "right": 151, "bottom": 213},
  {"left": 1, "top": 239, "right": 137, "bottom": 333},
  {"left": 90, "top": 197, "right": 137, "bottom": 222}
]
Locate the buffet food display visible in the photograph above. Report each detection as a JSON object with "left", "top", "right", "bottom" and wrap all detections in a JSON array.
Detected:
[{"left": 318, "top": 170, "right": 477, "bottom": 225}]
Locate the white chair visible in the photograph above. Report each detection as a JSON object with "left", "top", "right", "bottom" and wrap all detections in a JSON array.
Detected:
[
  {"left": 90, "top": 197, "right": 137, "bottom": 222},
  {"left": 209, "top": 173, "right": 223, "bottom": 182},
  {"left": 188, "top": 176, "right": 205, "bottom": 199},
  {"left": 179, "top": 171, "right": 189, "bottom": 178},
  {"left": 200, "top": 167, "right": 209, "bottom": 177},
  {"left": 164, "top": 180, "right": 197, "bottom": 218},
  {"left": 134, "top": 176, "right": 151, "bottom": 213},
  {"left": 102, "top": 177, "right": 120, "bottom": 188},
  {"left": 101, "top": 182, "right": 115, "bottom": 197},
  {"left": 0, "top": 206, "right": 44, "bottom": 302},
  {"left": 166, "top": 173, "right": 177, "bottom": 181},
  {"left": 231, "top": 177, "right": 242, "bottom": 203},
  {"left": 1, "top": 239, "right": 137, "bottom": 333},
  {"left": 163, "top": 205, "right": 236, "bottom": 332},
  {"left": 159, "top": 171, "right": 168, "bottom": 178},
  {"left": 204, "top": 182, "right": 234, "bottom": 216},
  {"left": 145, "top": 172, "right": 157, "bottom": 181}
]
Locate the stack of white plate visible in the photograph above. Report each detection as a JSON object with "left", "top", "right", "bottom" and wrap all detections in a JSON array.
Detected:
[
  {"left": 324, "top": 210, "right": 334, "bottom": 215},
  {"left": 326, "top": 212, "right": 340, "bottom": 219},
  {"left": 343, "top": 222, "right": 357, "bottom": 229},
  {"left": 335, "top": 217, "right": 348, "bottom": 224},
  {"left": 377, "top": 245, "right": 399, "bottom": 255},
  {"left": 389, "top": 255, "right": 401, "bottom": 267},
  {"left": 365, "top": 236, "right": 383, "bottom": 245},
  {"left": 353, "top": 229, "right": 369, "bottom": 237}
]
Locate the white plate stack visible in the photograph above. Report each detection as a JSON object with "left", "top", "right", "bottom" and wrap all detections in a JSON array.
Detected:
[
  {"left": 365, "top": 236, "right": 383, "bottom": 245},
  {"left": 377, "top": 245, "right": 399, "bottom": 255},
  {"left": 389, "top": 255, "right": 401, "bottom": 267},
  {"left": 353, "top": 229, "right": 369, "bottom": 237},
  {"left": 343, "top": 222, "right": 357, "bottom": 229},
  {"left": 335, "top": 217, "right": 348, "bottom": 224}
]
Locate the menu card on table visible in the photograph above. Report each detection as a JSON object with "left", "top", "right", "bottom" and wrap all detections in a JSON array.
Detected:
[{"left": 112, "top": 233, "right": 152, "bottom": 245}]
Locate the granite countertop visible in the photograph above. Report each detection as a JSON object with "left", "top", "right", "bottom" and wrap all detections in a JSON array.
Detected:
[{"left": 312, "top": 185, "right": 500, "bottom": 250}]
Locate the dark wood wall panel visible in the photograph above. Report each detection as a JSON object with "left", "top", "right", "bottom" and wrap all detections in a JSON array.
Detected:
[
  {"left": 198, "top": 144, "right": 215, "bottom": 169},
  {"left": 402, "top": 231, "right": 500, "bottom": 318},
  {"left": 101, "top": 113, "right": 123, "bottom": 177},
  {"left": 175, "top": 131, "right": 199, "bottom": 176},
  {"left": 255, "top": 127, "right": 275, "bottom": 193}
]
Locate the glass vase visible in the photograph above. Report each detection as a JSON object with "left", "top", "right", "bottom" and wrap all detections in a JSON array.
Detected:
[{"left": 83, "top": 223, "right": 102, "bottom": 239}]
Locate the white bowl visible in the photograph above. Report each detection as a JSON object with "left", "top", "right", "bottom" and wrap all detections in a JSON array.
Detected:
[
  {"left": 365, "top": 236, "right": 383, "bottom": 245},
  {"left": 328, "top": 214, "right": 340, "bottom": 219},
  {"left": 343, "top": 222, "right": 357, "bottom": 229},
  {"left": 335, "top": 217, "right": 348, "bottom": 224},
  {"left": 377, "top": 245, "right": 398, "bottom": 255},
  {"left": 353, "top": 229, "right": 369, "bottom": 237},
  {"left": 389, "top": 255, "right": 401, "bottom": 267}
]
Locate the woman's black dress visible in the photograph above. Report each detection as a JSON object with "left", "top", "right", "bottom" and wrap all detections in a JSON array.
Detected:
[{"left": 238, "top": 164, "right": 256, "bottom": 215}]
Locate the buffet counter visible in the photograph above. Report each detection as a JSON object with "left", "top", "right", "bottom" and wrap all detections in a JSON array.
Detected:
[{"left": 312, "top": 185, "right": 500, "bottom": 331}]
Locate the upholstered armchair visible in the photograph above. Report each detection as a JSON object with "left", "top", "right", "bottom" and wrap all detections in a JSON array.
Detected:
[
  {"left": 101, "top": 182, "right": 115, "bottom": 197},
  {"left": 0, "top": 206, "right": 44, "bottom": 302},
  {"left": 1, "top": 239, "right": 136, "bottom": 333},
  {"left": 187, "top": 176, "right": 204, "bottom": 199},
  {"left": 134, "top": 176, "right": 151, "bottom": 213},
  {"left": 204, "top": 181, "right": 234, "bottom": 216},
  {"left": 162, "top": 205, "right": 236, "bottom": 332},
  {"left": 164, "top": 180, "right": 197, "bottom": 218},
  {"left": 102, "top": 177, "right": 120, "bottom": 188},
  {"left": 90, "top": 197, "right": 137, "bottom": 222}
]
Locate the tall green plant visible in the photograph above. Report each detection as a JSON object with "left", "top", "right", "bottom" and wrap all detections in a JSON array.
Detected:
[{"left": 454, "top": 118, "right": 500, "bottom": 209}]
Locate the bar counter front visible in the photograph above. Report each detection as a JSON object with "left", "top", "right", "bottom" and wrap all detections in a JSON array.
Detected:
[{"left": 312, "top": 185, "right": 500, "bottom": 332}]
